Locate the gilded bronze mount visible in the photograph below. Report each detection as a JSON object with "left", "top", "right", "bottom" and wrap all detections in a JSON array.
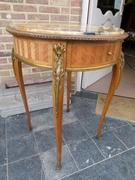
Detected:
[{"left": 53, "top": 43, "right": 66, "bottom": 118}]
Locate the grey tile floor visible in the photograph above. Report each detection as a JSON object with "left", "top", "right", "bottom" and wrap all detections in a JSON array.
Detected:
[{"left": 1, "top": 91, "right": 135, "bottom": 180}]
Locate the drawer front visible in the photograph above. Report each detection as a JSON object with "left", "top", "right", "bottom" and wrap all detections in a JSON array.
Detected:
[{"left": 69, "top": 41, "right": 121, "bottom": 69}]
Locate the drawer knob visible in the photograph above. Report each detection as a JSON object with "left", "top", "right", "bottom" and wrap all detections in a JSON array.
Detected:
[{"left": 108, "top": 52, "right": 114, "bottom": 56}]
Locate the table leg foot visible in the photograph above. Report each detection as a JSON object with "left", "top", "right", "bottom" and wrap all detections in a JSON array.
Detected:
[
  {"left": 66, "top": 108, "right": 70, "bottom": 112},
  {"left": 56, "top": 162, "right": 62, "bottom": 172},
  {"left": 96, "top": 135, "right": 102, "bottom": 140},
  {"left": 27, "top": 126, "right": 32, "bottom": 131}
]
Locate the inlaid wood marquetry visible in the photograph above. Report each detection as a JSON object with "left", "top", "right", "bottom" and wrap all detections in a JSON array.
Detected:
[
  {"left": 69, "top": 41, "right": 121, "bottom": 69},
  {"left": 14, "top": 37, "right": 52, "bottom": 68}
]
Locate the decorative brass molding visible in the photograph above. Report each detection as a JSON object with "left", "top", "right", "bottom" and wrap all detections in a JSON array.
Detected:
[
  {"left": 14, "top": 52, "right": 52, "bottom": 69},
  {"left": 120, "top": 51, "right": 125, "bottom": 70},
  {"left": 6, "top": 27, "right": 128, "bottom": 41},
  {"left": 117, "top": 51, "right": 125, "bottom": 88},
  {"left": 13, "top": 48, "right": 117, "bottom": 72},
  {"left": 120, "top": 51, "right": 125, "bottom": 75},
  {"left": 53, "top": 43, "right": 66, "bottom": 118},
  {"left": 66, "top": 60, "right": 118, "bottom": 72}
]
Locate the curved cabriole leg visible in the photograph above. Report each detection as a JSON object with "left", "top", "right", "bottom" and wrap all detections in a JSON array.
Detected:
[
  {"left": 52, "top": 43, "right": 66, "bottom": 172},
  {"left": 12, "top": 49, "right": 32, "bottom": 131},
  {"left": 97, "top": 52, "right": 125, "bottom": 140},
  {"left": 67, "top": 71, "right": 71, "bottom": 112}
]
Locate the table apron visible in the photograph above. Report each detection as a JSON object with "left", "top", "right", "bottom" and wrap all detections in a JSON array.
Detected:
[{"left": 13, "top": 36, "right": 122, "bottom": 71}]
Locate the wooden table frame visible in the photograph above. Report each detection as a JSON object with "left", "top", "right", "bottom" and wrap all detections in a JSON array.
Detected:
[{"left": 7, "top": 26, "right": 128, "bottom": 171}]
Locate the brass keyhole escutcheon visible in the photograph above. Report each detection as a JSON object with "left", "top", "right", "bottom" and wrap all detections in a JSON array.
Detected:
[{"left": 108, "top": 52, "right": 114, "bottom": 56}]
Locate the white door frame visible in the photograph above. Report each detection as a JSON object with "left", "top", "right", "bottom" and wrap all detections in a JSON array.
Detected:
[
  {"left": 76, "top": 0, "right": 125, "bottom": 91},
  {"left": 76, "top": 0, "right": 89, "bottom": 91}
]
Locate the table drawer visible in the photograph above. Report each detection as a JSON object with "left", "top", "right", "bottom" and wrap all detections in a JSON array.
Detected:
[{"left": 68, "top": 41, "right": 121, "bottom": 70}]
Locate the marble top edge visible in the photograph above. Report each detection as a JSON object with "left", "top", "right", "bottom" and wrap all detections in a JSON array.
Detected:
[{"left": 7, "top": 22, "right": 125, "bottom": 36}]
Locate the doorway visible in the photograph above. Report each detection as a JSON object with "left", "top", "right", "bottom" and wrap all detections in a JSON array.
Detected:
[
  {"left": 79, "top": 0, "right": 125, "bottom": 91},
  {"left": 84, "top": 0, "right": 135, "bottom": 98}
]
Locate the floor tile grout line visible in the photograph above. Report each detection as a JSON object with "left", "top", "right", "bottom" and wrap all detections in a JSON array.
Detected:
[
  {"left": 65, "top": 136, "right": 92, "bottom": 145},
  {"left": 88, "top": 124, "right": 130, "bottom": 156},
  {"left": 76, "top": 111, "right": 126, "bottom": 159},
  {"left": 62, "top": 127, "right": 81, "bottom": 144},
  {"left": 69, "top": 103, "right": 95, "bottom": 121},
  {"left": 108, "top": 146, "right": 135, "bottom": 158},
  {"left": 90, "top": 136, "right": 107, "bottom": 159},
  {"left": 32, "top": 131, "right": 41, "bottom": 154},
  {"left": 77, "top": 119, "right": 106, "bottom": 159},
  {"left": 65, "top": 144, "right": 80, "bottom": 171},
  {"left": 76, "top": 115, "right": 130, "bottom": 139},
  {"left": 59, "top": 146, "right": 135, "bottom": 180},
  {"left": 75, "top": 115, "right": 134, "bottom": 160},
  {"left": 62, "top": 135, "right": 67, "bottom": 146},
  {"left": 75, "top": 100, "right": 132, "bottom": 137},
  {"left": 61, "top": 117, "right": 107, "bottom": 176},
  {"left": 64, "top": 133, "right": 105, "bottom": 170},
  {"left": 0, "top": 163, "right": 8, "bottom": 167},
  {"left": 107, "top": 123, "right": 134, "bottom": 133},
  {"left": 38, "top": 156, "right": 48, "bottom": 180},
  {"left": 97, "top": 123, "right": 129, "bottom": 137},
  {"left": 127, "top": 121, "right": 135, "bottom": 129},
  {"left": 82, "top": 99, "right": 97, "bottom": 114},
  {"left": 5, "top": 131, "right": 32, "bottom": 141},
  {"left": 112, "top": 131, "right": 129, "bottom": 149},
  {"left": 7, "top": 153, "right": 40, "bottom": 166},
  {"left": 58, "top": 153, "right": 113, "bottom": 179},
  {"left": 32, "top": 130, "right": 47, "bottom": 180},
  {"left": 7, "top": 145, "right": 61, "bottom": 166}
]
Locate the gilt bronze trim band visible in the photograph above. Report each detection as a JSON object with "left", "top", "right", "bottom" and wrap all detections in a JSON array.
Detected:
[
  {"left": 14, "top": 52, "right": 52, "bottom": 70},
  {"left": 66, "top": 60, "right": 118, "bottom": 71}
]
